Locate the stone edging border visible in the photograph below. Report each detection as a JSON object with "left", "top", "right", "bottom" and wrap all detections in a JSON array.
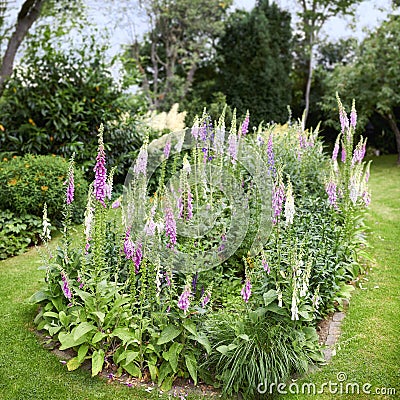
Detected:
[{"left": 322, "top": 299, "right": 349, "bottom": 363}]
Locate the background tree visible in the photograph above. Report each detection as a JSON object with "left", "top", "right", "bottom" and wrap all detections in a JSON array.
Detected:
[
  {"left": 127, "top": 0, "right": 232, "bottom": 111},
  {"left": 302, "top": 37, "right": 359, "bottom": 142},
  {"left": 0, "top": 25, "right": 144, "bottom": 182},
  {"left": 215, "top": 0, "right": 292, "bottom": 126},
  {"left": 321, "top": 14, "right": 400, "bottom": 162},
  {"left": 292, "top": 0, "right": 362, "bottom": 127},
  {"left": 0, "top": 0, "right": 82, "bottom": 95}
]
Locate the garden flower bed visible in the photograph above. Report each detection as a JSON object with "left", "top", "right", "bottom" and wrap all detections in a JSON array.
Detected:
[{"left": 30, "top": 98, "right": 371, "bottom": 399}]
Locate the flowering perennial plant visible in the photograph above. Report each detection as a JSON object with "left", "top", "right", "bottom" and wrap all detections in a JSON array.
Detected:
[
  {"left": 177, "top": 285, "right": 191, "bottom": 312},
  {"left": 272, "top": 169, "right": 285, "bottom": 224},
  {"left": 164, "top": 203, "right": 177, "bottom": 248},
  {"left": 241, "top": 110, "right": 249, "bottom": 136},
  {"left": 93, "top": 125, "right": 107, "bottom": 207},
  {"left": 284, "top": 177, "right": 295, "bottom": 225},
  {"left": 31, "top": 102, "right": 372, "bottom": 396},
  {"left": 66, "top": 153, "right": 75, "bottom": 205},
  {"left": 241, "top": 277, "right": 252, "bottom": 303},
  {"left": 42, "top": 203, "right": 51, "bottom": 241},
  {"left": 61, "top": 271, "right": 72, "bottom": 300}
]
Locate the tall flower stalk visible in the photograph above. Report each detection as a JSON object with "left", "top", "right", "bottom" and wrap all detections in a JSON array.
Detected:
[
  {"left": 42, "top": 203, "right": 51, "bottom": 242},
  {"left": 164, "top": 201, "right": 177, "bottom": 249},
  {"left": 66, "top": 153, "right": 75, "bottom": 205},
  {"left": 228, "top": 109, "right": 238, "bottom": 164},
  {"left": 284, "top": 176, "right": 295, "bottom": 225},
  {"left": 241, "top": 110, "right": 250, "bottom": 136},
  {"left": 94, "top": 125, "right": 107, "bottom": 207},
  {"left": 272, "top": 168, "right": 285, "bottom": 224},
  {"left": 178, "top": 284, "right": 191, "bottom": 313}
]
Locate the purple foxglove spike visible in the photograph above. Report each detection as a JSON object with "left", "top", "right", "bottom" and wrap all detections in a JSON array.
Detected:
[
  {"left": 241, "top": 278, "right": 252, "bottom": 303},
  {"left": 326, "top": 181, "right": 338, "bottom": 208},
  {"left": 123, "top": 228, "right": 134, "bottom": 259},
  {"left": 61, "top": 271, "right": 72, "bottom": 300},
  {"left": 262, "top": 259, "right": 270, "bottom": 274},
  {"left": 164, "top": 205, "right": 177, "bottom": 248},
  {"left": 164, "top": 139, "right": 171, "bottom": 159},
  {"left": 241, "top": 111, "right": 249, "bottom": 136},
  {"left": 178, "top": 286, "right": 191, "bottom": 312},
  {"left": 133, "top": 242, "right": 142, "bottom": 274},
  {"left": 94, "top": 140, "right": 107, "bottom": 207}
]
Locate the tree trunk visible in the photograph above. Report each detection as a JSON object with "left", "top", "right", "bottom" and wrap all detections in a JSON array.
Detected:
[
  {"left": 303, "top": 36, "right": 314, "bottom": 131},
  {"left": 183, "top": 61, "right": 197, "bottom": 99},
  {"left": 387, "top": 113, "right": 400, "bottom": 165},
  {"left": 0, "top": 0, "right": 45, "bottom": 96}
]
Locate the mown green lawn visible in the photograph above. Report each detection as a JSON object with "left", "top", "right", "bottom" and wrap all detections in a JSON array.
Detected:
[
  {"left": 0, "top": 237, "right": 206, "bottom": 400},
  {"left": 0, "top": 155, "right": 399, "bottom": 400},
  {"left": 279, "top": 155, "right": 400, "bottom": 400}
]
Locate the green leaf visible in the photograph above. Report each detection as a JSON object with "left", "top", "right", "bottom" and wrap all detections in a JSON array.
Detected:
[
  {"left": 182, "top": 319, "right": 197, "bottom": 336},
  {"left": 91, "top": 349, "right": 105, "bottom": 377},
  {"left": 157, "top": 325, "right": 181, "bottom": 345},
  {"left": 92, "top": 331, "right": 107, "bottom": 344},
  {"left": 51, "top": 296, "right": 65, "bottom": 312},
  {"left": 302, "top": 327, "right": 318, "bottom": 341},
  {"left": 161, "top": 375, "right": 173, "bottom": 391},
  {"left": 48, "top": 325, "right": 62, "bottom": 336},
  {"left": 67, "top": 357, "right": 82, "bottom": 371},
  {"left": 59, "top": 332, "right": 89, "bottom": 350},
  {"left": 125, "top": 351, "right": 140, "bottom": 365},
  {"left": 216, "top": 345, "right": 229, "bottom": 355},
  {"left": 112, "top": 328, "right": 138, "bottom": 345},
  {"left": 73, "top": 322, "right": 96, "bottom": 342},
  {"left": 78, "top": 343, "right": 89, "bottom": 362},
  {"left": 263, "top": 289, "right": 277, "bottom": 306},
  {"left": 43, "top": 311, "right": 59, "bottom": 319},
  {"left": 59, "top": 311, "right": 70, "bottom": 327},
  {"left": 265, "top": 302, "right": 288, "bottom": 316},
  {"left": 190, "top": 333, "right": 211, "bottom": 354},
  {"left": 115, "top": 350, "right": 127, "bottom": 365},
  {"left": 91, "top": 311, "right": 105, "bottom": 324},
  {"left": 162, "top": 342, "right": 183, "bottom": 373},
  {"left": 74, "top": 287, "right": 92, "bottom": 303},
  {"left": 184, "top": 353, "right": 197, "bottom": 385},
  {"left": 158, "top": 361, "right": 172, "bottom": 386},
  {"left": 123, "top": 361, "right": 141, "bottom": 378},
  {"left": 298, "top": 310, "right": 312, "bottom": 321},
  {"left": 148, "top": 364, "right": 158, "bottom": 381},
  {"left": 28, "top": 290, "right": 49, "bottom": 304}
]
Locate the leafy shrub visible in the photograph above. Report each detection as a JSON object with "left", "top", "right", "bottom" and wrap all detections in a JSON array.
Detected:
[
  {"left": 0, "top": 154, "right": 87, "bottom": 223},
  {"left": 0, "top": 210, "right": 42, "bottom": 259},
  {"left": 0, "top": 26, "right": 145, "bottom": 183}
]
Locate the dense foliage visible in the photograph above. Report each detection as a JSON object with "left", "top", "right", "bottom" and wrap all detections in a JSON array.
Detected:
[
  {"left": 31, "top": 101, "right": 370, "bottom": 398},
  {"left": 0, "top": 210, "right": 42, "bottom": 259},
  {"left": 321, "top": 14, "right": 400, "bottom": 163},
  {"left": 128, "top": 0, "right": 232, "bottom": 111},
  {"left": 216, "top": 0, "right": 293, "bottom": 125},
  {"left": 0, "top": 154, "right": 87, "bottom": 223},
  {"left": 0, "top": 27, "right": 144, "bottom": 182}
]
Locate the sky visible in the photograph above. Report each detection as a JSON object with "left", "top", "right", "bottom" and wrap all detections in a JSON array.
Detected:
[
  {"left": 85, "top": 0, "right": 395, "bottom": 56},
  {"left": 234, "top": 0, "right": 394, "bottom": 41}
]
